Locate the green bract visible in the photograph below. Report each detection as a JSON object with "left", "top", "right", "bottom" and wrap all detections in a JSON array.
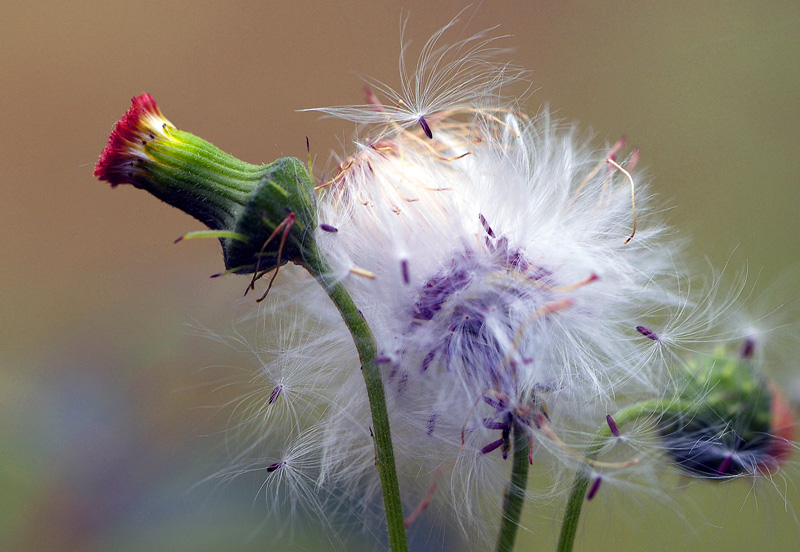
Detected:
[{"left": 223, "top": 156, "right": 317, "bottom": 274}]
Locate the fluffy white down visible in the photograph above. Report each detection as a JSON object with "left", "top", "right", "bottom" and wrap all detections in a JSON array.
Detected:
[
  {"left": 229, "top": 24, "right": 699, "bottom": 545},
  {"left": 236, "top": 94, "right": 691, "bottom": 540}
]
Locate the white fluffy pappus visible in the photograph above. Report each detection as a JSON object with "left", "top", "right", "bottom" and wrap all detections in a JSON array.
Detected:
[{"left": 212, "top": 20, "right": 796, "bottom": 549}]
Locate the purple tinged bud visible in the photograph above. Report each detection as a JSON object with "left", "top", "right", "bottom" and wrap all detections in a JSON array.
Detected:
[
  {"left": 586, "top": 476, "right": 602, "bottom": 500},
  {"left": 606, "top": 414, "right": 620, "bottom": 437},
  {"left": 636, "top": 325, "right": 659, "bottom": 341},
  {"left": 320, "top": 223, "right": 338, "bottom": 233},
  {"left": 418, "top": 116, "right": 433, "bottom": 139},
  {"left": 481, "top": 438, "right": 505, "bottom": 455}
]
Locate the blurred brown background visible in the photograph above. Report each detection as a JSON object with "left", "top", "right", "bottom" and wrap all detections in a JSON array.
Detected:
[{"left": 2, "top": 1, "right": 799, "bottom": 551}]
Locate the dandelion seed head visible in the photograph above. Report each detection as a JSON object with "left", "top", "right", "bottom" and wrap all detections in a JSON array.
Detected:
[{"left": 205, "top": 17, "right": 797, "bottom": 545}]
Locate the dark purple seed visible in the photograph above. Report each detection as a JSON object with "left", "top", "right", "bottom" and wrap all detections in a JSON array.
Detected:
[
  {"left": 306, "top": 136, "right": 310, "bottom": 152},
  {"left": 419, "top": 116, "right": 433, "bottom": 139},
  {"left": 397, "top": 373, "right": 409, "bottom": 394},
  {"left": 401, "top": 259, "right": 410, "bottom": 285},
  {"left": 606, "top": 414, "right": 620, "bottom": 437},
  {"left": 374, "top": 356, "right": 392, "bottom": 364},
  {"left": 422, "top": 349, "right": 436, "bottom": 372},
  {"left": 717, "top": 455, "right": 733, "bottom": 476},
  {"left": 481, "top": 438, "right": 505, "bottom": 455},
  {"left": 478, "top": 214, "right": 495, "bottom": 237},
  {"left": 586, "top": 476, "right": 602, "bottom": 500},
  {"left": 495, "top": 236, "right": 508, "bottom": 257},
  {"left": 427, "top": 413, "right": 437, "bottom": 435},
  {"left": 740, "top": 337, "right": 756, "bottom": 359},
  {"left": 636, "top": 325, "right": 659, "bottom": 341},
  {"left": 266, "top": 461, "right": 285, "bottom": 473},
  {"left": 483, "top": 418, "right": 510, "bottom": 431},
  {"left": 268, "top": 385, "right": 283, "bottom": 405},
  {"left": 483, "top": 396, "right": 504, "bottom": 410},
  {"left": 320, "top": 223, "right": 338, "bottom": 233}
]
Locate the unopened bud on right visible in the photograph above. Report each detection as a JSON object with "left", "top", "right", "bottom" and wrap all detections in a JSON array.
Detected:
[{"left": 658, "top": 338, "right": 796, "bottom": 478}]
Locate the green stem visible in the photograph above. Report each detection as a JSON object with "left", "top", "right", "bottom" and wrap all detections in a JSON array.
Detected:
[
  {"left": 496, "top": 423, "right": 531, "bottom": 552},
  {"left": 556, "top": 399, "right": 693, "bottom": 552},
  {"left": 303, "top": 249, "right": 408, "bottom": 552}
]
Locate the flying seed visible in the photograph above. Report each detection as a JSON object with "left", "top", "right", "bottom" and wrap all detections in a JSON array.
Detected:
[
  {"left": 586, "top": 476, "right": 602, "bottom": 500},
  {"left": 427, "top": 413, "right": 437, "bottom": 435},
  {"left": 268, "top": 385, "right": 283, "bottom": 405},
  {"left": 636, "top": 325, "right": 659, "bottom": 341},
  {"left": 740, "top": 337, "right": 756, "bottom": 359},
  {"left": 717, "top": 455, "right": 733, "bottom": 476},
  {"left": 481, "top": 438, "right": 505, "bottom": 455},
  {"left": 606, "top": 415, "right": 620, "bottom": 437},
  {"left": 419, "top": 116, "right": 433, "bottom": 139},
  {"left": 478, "top": 213, "right": 495, "bottom": 237}
]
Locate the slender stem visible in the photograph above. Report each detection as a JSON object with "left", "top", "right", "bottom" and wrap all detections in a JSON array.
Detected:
[
  {"left": 496, "top": 423, "right": 531, "bottom": 552},
  {"left": 556, "top": 400, "right": 692, "bottom": 552},
  {"left": 303, "top": 249, "right": 408, "bottom": 552}
]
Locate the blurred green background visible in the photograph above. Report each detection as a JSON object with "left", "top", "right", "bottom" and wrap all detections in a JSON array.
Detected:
[{"left": 2, "top": 1, "right": 799, "bottom": 551}]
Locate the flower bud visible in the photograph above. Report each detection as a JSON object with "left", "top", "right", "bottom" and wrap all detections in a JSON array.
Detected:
[
  {"left": 95, "top": 94, "right": 317, "bottom": 274},
  {"left": 659, "top": 344, "right": 795, "bottom": 478}
]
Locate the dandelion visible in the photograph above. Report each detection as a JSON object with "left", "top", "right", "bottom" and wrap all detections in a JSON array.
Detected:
[{"left": 94, "top": 18, "right": 796, "bottom": 552}]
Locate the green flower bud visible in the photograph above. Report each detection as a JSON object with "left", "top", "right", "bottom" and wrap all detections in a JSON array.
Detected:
[
  {"left": 659, "top": 342, "right": 794, "bottom": 478},
  {"left": 94, "top": 94, "right": 317, "bottom": 274}
]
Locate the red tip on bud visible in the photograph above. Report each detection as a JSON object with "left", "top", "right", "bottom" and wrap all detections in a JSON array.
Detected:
[
  {"left": 768, "top": 384, "right": 797, "bottom": 465},
  {"left": 94, "top": 94, "right": 172, "bottom": 187}
]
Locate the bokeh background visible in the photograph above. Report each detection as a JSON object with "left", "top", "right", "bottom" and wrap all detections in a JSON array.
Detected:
[{"left": 2, "top": 1, "right": 799, "bottom": 551}]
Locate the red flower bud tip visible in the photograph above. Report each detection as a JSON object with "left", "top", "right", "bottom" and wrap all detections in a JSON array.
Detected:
[
  {"left": 768, "top": 383, "right": 797, "bottom": 466},
  {"left": 94, "top": 94, "right": 174, "bottom": 187}
]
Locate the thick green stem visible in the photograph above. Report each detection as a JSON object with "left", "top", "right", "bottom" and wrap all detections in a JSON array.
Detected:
[
  {"left": 495, "top": 423, "right": 531, "bottom": 552},
  {"left": 556, "top": 400, "right": 693, "bottom": 552},
  {"left": 303, "top": 249, "right": 408, "bottom": 552}
]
